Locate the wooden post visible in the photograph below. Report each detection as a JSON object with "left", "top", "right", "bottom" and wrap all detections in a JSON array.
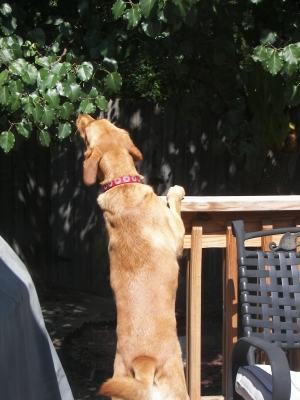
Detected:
[
  {"left": 223, "top": 223, "right": 238, "bottom": 396},
  {"left": 186, "top": 226, "right": 202, "bottom": 400},
  {"left": 261, "top": 219, "right": 273, "bottom": 251}
]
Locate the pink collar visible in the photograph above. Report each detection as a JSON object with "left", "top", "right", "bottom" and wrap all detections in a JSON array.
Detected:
[{"left": 101, "top": 175, "right": 142, "bottom": 193}]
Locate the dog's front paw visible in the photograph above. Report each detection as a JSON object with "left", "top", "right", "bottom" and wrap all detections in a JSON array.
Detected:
[{"left": 167, "top": 185, "right": 185, "bottom": 200}]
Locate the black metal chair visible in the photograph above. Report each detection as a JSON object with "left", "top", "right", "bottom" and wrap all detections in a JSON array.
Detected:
[{"left": 227, "top": 220, "right": 300, "bottom": 400}]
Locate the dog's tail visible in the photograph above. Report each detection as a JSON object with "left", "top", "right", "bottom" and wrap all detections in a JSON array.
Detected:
[{"left": 99, "top": 356, "right": 157, "bottom": 400}]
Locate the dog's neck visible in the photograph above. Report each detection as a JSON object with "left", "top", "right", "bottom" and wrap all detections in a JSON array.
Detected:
[
  {"left": 99, "top": 151, "right": 143, "bottom": 190},
  {"left": 101, "top": 175, "right": 142, "bottom": 192}
]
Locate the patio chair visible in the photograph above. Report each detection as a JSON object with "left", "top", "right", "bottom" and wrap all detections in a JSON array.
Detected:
[{"left": 227, "top": 220, "right": 300, "bottom": 400}]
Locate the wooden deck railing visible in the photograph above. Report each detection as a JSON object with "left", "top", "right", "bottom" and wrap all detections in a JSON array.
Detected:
[{"left": 178, "top": 195, "right": 300, "bottom": 400}]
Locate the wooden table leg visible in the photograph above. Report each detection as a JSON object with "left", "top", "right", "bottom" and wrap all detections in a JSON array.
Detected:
[
  {"left": 186, "top": 226, "right": 202, "bottom": 400},
  {"left": 223, "top": 223, "right": 238, "bottom": 396}
]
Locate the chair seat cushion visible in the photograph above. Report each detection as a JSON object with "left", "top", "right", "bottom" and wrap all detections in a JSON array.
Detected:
[{"left": 235, "top": 364, "right": 300, "bottom": 400}]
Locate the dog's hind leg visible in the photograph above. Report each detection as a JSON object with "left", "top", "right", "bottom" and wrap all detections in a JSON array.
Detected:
[{"left": 155, "top": 366, "right": 189, "bottom": 400}]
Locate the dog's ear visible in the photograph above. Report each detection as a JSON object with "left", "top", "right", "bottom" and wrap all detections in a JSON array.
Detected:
[
  {"left": 123, "top": 133, "right": 143, "bottom": 161},
  {"left": 83, "top": 147, "right": 102, "bottom": 186}
]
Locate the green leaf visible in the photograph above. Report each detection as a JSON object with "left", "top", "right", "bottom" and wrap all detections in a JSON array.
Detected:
[
  {"left": 21, "top": 96, "right": 34, "bottom": 115},
  {"left": 16, "top": 119, "right": 32, "bottom": 138},
  {"left": 104, "top": 72, "right": 122, "bottom": 93},
  {"left": 66, "top": 72, "right": 77, "bottom": 84},
  {"left": 58, "top": 122, "right": 72, "bottom": 139},
  {"left": 0, "top": 70, "right": 8, "bottom": 85},
  {"left": 139, "top": 0, "right": 158, "bottom": 18},
  {"left": 124, "top": 6, "right": 141, "bottom": 28},
  {"left": 59, "top": 22, "right": 73, "bottom": 37},
  {"left": 43, "top": 72, "right": 59, "bottom": 89},
  {"left": 9, "top": 79, "right": 23, "bottom": 94},
  {"left": 0, "top": 47, "right": 14, "bottom": 62},
  {"left": 39, "top": 130, "right": 51, "bottom": 147},
  {"left": 281, "top": 61, "right": 298, "bottom": 78},
  {"left": 56, "top": 81, "right": 64, "bottom": 96},
  {"left": 29, "top": 92, "right": 39, "bottom": 102},
  {"left": 42, "top": 106, "right": 55, "bottom": 126},
  {"left": 9, "top": 58, "right": 28, "bottom": 76},
  {"left": 37, "top": 68, "right": 49, "bottom": 90},
  {"left": 51, "top": 42, "right": 60, "bottom": 53},
  {"left": 0, "top": 3, "right": 12, "bottom": 16},
  {"left": 184, "top": 5, "right": 197, "bottom": 27},
  {"left": 103, "top": 57, "right": 118, "bottom": 72},
  {"left": 261, "top": 49, "right": 283, "bottom": 76},
  {"left": 30, "top": 28, "right": 46, "bottom": 47},
  {"left": 77, "top": 62, "right": 94, "bottom": 81},
  {"left": 112, "top": 0, "right": 126, "bottom": 19},
  {"left": 171, "top": 0, "right": 191, "bottom": 17},
  {"left": 95, "top": 39, "right": 114, "bottom": 58},
  {"left": 141, "top": 19, "right": 161, "bottom": 38},
  {"left": 95, "top": 95, "right": 108, "bottom": 111},
  {"left": 86, "top": 86, "right": 98, "bottom": 98},
  {"left": 35, "top": 56, "right": 56, "bottom": 68},
  {"left": 63, "top": 82, "right": 81, "bottom": 101},
  {"left": 281, "top": 43, "right": 300, "bottom": 65},
  {"left": 1, "top": 16, "right": 17, "bottom": 36},
  {"left": 252, "top": 46, "right": 269, "bottom": 62},
  {"left": 32, "top": 104, "right": 43, "bottom": 122},
  {"left": 51, "top": 62, "right": 71, "bottom": 77},
  {"left": 0, "top": 131, "right": 15, "bottom": 153},
  {"left": 44, "top": 89, "right": 60, "bottom": 109},
  {"left": 22, "top": 64, "right": 38, "bottom": 85},
  {"left": 10, "top": 43, "right": 22, "bottom": 59},
  {"left": 0, "top": 86, "right": 10, "bottom": 104},
  {"left": 260, "top": 29, "right": 277, "bottom": 45},
  {"left": 79, "top": 99, "right": 96, "bottom": 114},
  {"left": 9, "top": 94, "right": 21, "bottom": 111},
  {"left": 60, "top": 102, "right": 75, "bottom": 119},
  {"left": 6, "top": 34, "right": 23, "bottom": 47}
]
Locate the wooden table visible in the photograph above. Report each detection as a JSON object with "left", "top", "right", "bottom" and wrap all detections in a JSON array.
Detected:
[{"left": 179, "top": 195, "right": 300, "bottom": 399}]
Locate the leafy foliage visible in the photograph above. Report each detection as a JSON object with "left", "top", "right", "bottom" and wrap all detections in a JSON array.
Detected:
[{"left": 1, "top": 0, "right": 300, "bottom": 159}]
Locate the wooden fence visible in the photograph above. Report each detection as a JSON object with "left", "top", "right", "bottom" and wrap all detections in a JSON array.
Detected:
[{"left": 1, "top": 99, "right": 297, "bottom": 293}]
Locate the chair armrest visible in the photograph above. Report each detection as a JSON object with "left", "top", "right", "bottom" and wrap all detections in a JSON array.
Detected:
[{"left": 227, "top": 337, "right": 291, "bottom": 400}]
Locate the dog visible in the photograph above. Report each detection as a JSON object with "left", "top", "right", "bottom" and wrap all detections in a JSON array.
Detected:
[{"left": 77, "top": 113, "right": 189, "bottom": 400}]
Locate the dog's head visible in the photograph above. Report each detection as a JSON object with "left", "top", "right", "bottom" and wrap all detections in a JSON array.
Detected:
[{"left": 76, "top": 113, "right": 143, "bottom": 186}]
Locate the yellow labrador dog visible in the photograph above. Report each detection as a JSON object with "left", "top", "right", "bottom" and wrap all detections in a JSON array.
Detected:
[{"left": 77, "top": 114, "right": 189, "bottom": 400}]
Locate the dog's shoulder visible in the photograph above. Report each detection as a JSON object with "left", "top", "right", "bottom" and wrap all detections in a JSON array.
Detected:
[{"left": 97, "top": 183, "right": 156, "bottom": 209}]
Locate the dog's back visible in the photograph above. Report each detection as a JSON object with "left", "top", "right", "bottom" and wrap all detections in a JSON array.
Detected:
[{"left": 98, "top": 185, "right": 188, "bottom": 400}]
